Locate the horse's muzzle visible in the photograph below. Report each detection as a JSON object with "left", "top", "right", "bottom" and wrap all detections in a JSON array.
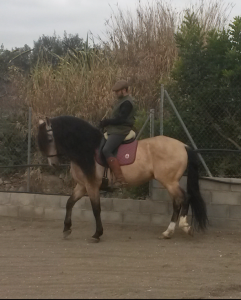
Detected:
[{"left": 48, "top": 156, "right": 60, "bottom": 167}]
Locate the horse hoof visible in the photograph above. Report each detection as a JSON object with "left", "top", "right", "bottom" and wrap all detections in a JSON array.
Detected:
[
  {"left": 87, "top": 237, "right": 100, "bottom": 243},
  {"left": 161, "top": 232, "right": 172, "bottom": 239},
  {"left": 63, "top": 229, "right": 72, "bottom": 239},
  {"left": 188, "top": 227, "right": 194, "bottom": 237}
]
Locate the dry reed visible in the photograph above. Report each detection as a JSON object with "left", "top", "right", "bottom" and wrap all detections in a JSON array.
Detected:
[{"left": 15, "top": 0, "right": 232, "bottom": 127}]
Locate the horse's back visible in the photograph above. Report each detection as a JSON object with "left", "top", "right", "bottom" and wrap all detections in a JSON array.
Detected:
[{"left": 137, "top": 135, "right": 187, "bottom": 159}]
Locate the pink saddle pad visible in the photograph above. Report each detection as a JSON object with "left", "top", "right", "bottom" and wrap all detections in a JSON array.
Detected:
[{"left": 96, "top": 140, "right": 138, "bottom": 167}]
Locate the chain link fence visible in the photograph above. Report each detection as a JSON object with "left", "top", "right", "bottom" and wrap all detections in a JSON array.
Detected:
[
  {"left": 0, "top": 83, "right": 241, "bottom": 195},
  {"left": 0, "top": 105, "right": 73, "bottom": 195},
  {"left": 162, "top": 84, "right": 241, "bottom": 178},
  {"left": 0, "top": 107, "right": 31, "bottom": 193}
]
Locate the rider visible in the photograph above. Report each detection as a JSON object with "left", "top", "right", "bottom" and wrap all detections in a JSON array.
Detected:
[{"left": 99, "top": 80, "right": 136, "bottom": 188}]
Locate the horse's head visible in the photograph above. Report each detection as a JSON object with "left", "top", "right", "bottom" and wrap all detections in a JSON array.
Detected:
[{"left": 37, "top": 117, "right": 60, "bottom": 166}]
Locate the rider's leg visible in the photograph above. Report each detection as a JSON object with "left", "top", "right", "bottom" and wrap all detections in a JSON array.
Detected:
[{"left": 102, "top": 134, "right": 127, "bottom": 187}]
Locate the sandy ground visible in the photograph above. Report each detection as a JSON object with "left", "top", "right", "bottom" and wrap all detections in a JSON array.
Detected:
[{"left": 0, "top": 217, "right": 241, "bottom": 299}]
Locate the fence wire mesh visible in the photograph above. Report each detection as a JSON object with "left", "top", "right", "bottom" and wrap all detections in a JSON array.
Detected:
[
  {"left": 0, "top": 107, "right": 29, "bottom": 192},
  {"left": 0, "top": 105, "right": 85, "bottom": 195},
  {"left": 1, "top": 82, "right": 241, "bottom": 195},
  {"left": 163, "top": 85, "right": 241, "bottom": 178}
]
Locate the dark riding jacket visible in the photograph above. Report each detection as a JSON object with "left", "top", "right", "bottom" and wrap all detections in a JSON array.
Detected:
[{"left": 105, "top": 95, "right": 135, "bottom": 136}]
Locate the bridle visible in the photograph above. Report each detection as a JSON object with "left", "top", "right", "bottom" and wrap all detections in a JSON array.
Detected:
[{"left": 46, "top": 128, "right": 62, "bottom": 158}]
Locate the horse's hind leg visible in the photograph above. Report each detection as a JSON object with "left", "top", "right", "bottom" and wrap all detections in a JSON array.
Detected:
[
  {"left": 162, "top": 200, "right": 181, "bottom": 239},
  {"left": 179, "top": 193, "right": 193, "bottom": 236},
  {"left": 162, "top": 184, "right": 184, "bottom": 239},
  {"left": 63, "top": 184, "right": 86, "bottom": 238}
]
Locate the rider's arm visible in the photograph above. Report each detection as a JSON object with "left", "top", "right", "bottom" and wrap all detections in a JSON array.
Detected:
[{"left": 103, "top": 101, "right": 133, "bottom": 126}]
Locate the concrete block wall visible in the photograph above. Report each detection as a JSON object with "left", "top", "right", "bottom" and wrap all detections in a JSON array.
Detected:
[
  {"left": 0, "top": 176, "right": 241, "bottom": 229},
  {"left": 152, "top": 176, "right": 241, "bottom": 229},
  {"left": 0, "top": 192, "right": 173, "bottom": 227}
]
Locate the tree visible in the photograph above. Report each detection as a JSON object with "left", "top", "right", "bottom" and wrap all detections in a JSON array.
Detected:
[
  {"left": 166, "top": 13, "right": 241, "bottom": 177},
  {"left": 31, "top": 32, "right": 87, "bottom": 66}
]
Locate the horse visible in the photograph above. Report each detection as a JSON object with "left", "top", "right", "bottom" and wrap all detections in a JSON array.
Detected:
[{"left": 37, "top": 115, "right": 208, "bottom": 241}]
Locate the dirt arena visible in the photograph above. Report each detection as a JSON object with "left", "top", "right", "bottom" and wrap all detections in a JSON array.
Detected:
[{"left": 0, "top": 217, "right": 241, "bottom": 299}]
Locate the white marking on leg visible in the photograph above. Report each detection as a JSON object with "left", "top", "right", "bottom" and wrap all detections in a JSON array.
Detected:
[
  {"left": 179, "top": 216, "right": 191, "bottom": 234},
  {"left": 47, "top": 157, "right": 52, "bottom": 166},
  {"left": 179, "top": 216, "right": 188, "bottom": 227},
  {"left": 162, "top": 222, "right": 176, "bottom": 238}
]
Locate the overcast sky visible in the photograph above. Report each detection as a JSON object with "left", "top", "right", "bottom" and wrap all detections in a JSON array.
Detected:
[{"left": 1, "top": 0, "right": 240, "bottom": 50}]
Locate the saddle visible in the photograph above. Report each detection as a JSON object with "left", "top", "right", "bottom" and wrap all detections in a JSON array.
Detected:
[
  {"left": 95, "top": 130, "right": 138, "bottom": 167},
  {"left": 95, "top": 130, "right": 138, "bottom": 191}
]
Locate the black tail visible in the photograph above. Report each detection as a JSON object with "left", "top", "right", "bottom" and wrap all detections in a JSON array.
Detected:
[{"left": 186, "top": 147, "right": 208, "bottom": 231}]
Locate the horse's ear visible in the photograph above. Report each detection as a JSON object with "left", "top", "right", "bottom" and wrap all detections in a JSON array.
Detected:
[
  {"left": 46, "top": 117, "right": 51, "bottom": 127},
  {"left": 39, "top": 119, "right": 45, "bottom": 125}
]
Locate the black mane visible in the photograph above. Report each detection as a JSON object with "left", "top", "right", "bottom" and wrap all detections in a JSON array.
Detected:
[{"left": 50, "top": 116, "right": 103, "bottom": 181}]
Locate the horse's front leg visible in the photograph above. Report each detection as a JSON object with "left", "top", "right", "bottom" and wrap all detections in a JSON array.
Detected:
[
  {"left": 63, "top": 184, "right": 86, "bottom": 238},
  {"left": 86, "top": 186, "right": 103, "bottom": 241}
]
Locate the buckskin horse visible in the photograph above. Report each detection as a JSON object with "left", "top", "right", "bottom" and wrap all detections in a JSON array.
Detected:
[{"left": 37, "top": 115, "right": 208, "bottom": 241}]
